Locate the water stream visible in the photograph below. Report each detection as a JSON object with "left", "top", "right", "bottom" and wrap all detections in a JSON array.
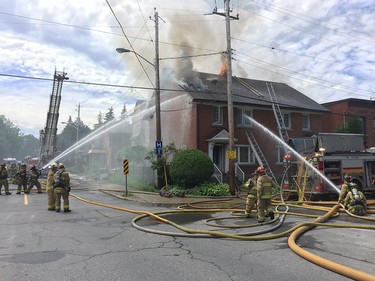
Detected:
[
  {"left": 247, "top": 116, "right": 340, "bottom": 194},
  {"left": 42, "top": 94, "right": 186, "bottom": 170}
]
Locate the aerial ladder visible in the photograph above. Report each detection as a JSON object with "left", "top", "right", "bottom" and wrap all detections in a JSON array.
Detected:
[{"left": 38, "top": 70, "right": 69, "bottom": 170}]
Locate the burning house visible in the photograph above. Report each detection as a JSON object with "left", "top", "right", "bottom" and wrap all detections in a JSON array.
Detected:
[{"left": 132, "top": 70, "right": 329, "bottom": 182}]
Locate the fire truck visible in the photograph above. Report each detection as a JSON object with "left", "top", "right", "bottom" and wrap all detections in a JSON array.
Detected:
[{"left": 283, "top": 133, "right": 375, "bottom": 199}]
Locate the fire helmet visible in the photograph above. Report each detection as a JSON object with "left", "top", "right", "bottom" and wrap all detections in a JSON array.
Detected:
[
  {"left": 256, "top": 166, "right": 265, "bottom": 174},
  {"left": 344, "top": 174, "right": 352, "bottom": 182},
  {"left": 49, "top": 163, "right": 58, "bottom": 168}
]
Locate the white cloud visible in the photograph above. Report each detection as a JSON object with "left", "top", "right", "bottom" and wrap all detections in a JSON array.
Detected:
[{"left": 0, "top": 0, "right": 373, "bottom": 138}]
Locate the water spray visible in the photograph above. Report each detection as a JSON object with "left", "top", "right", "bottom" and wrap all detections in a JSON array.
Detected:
[{"left": 246, "top": 116, "right": 341, "bottom": 194}]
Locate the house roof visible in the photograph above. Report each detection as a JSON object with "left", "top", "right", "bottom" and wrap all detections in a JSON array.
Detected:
[
  {"left": 206, "top": 129, "right": 237, "bottom": 143},
  {"left": 322, "top": 98, "right": 375, "bottom": 109},
  {"left": 180, "top": 72, "right": 329, "bottom": 113}
]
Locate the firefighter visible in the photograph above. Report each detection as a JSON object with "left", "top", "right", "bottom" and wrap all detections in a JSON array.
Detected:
[
  {"left": 338, "top": 174, "right": 352, "bottom": 203},
  {"left": 256, "top": 166, "right": 275, "bottom": 223},
  {"left": 344, "top": 183, "right": 367, "bottom": 216},
  {"left": 15, "top": 163, "right": 29, "bottom": 194},
  {"left": 0, "top": 163, "right": 12, "bottom": 195},
  {"left": 244, "top": 170, "right": 259, "bottom": 217},
  {"left": 28, "top": 165, "right": 42, "bottom": 194},
  {"left": 47, "top": 163, "right": 58, "bottom": 211},
  {"left": 7, "top": 163, "right": 18, "bottom": 184},
  {"left": 53, "top": 164, "right": 71, "bottom": 213}
]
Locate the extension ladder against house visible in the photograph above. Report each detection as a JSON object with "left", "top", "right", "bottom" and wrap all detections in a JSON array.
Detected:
[{"left": 245, "top": 130, "right": 277, "bottom": 183}]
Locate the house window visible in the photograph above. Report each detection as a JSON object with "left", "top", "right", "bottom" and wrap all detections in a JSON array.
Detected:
[
  {"left": 302, "top": 114, "right": 310, "bottom": 131},
  {"left": 237, "top": 108, "right": 252, "bottom": 127},
  {"left": 235, "top": 145, "right": 254, "bottom": 164},
  {"left": 212, "top": 106, "right": 223, "bottom": 125},
  {"left": 283, "top": 113, "right": 291, "bottom": 129}
]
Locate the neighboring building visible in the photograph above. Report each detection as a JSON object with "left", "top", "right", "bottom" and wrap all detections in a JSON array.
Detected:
[
  {"left": 133, "top": 71, "right": 329, "bottom": 182},
  {"left": 84, "top": 119, "right": 132, "bottom": 171},
  {"left": 321, "top": 98, "right": 375, "bottom": 149}
]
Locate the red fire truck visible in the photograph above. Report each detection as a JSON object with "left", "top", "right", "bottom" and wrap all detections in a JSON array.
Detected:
[{"left": 283, "top": 133, "right": 375, "bottom": 199}]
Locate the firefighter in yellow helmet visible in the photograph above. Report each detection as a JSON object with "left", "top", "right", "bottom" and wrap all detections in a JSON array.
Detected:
[
  {"left": 244, "top": 169, "right": 260, "bottom": 217},
  {"left": 47, "top": 163, "right": 58, "bottom": 210},
  {"left": 0, "top": 163, "right": 12, "bottom": 195},
  {"left": 256, "top": 166, "right": 275, "bottom": 223},
  {"left": 343, "top": 182, "right": 367, "bottom": 216},
  {"left": 53, "top": 164, "right": 71, "bottom": 212},
  {"left": 338, "top": 174, "right": 352, "bottom": 203}
]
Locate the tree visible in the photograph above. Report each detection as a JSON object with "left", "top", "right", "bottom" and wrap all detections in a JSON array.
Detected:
[
  {"left": 94, "top": 111, "right": 104, "bottom": 129},
  {"left": 104, "top": 107, "right": 115, "bottom": 124},
  {"left": 57, "top": 119, "right": 92, "bottom": 153},
  {"left": 116, "top": 145, "right": 148, "bottom": 165},
  {"left": 0, "top": 115, "right": 38, "bottom": 160},
  {"left": 336, "top": 116, "right": 363, "bottom": 134},
  {"left": 121, "top": 104, "right": 127, "bottom": 116},
  {"left": 145, "top": 142, "right": 179, "bottom": 188}
]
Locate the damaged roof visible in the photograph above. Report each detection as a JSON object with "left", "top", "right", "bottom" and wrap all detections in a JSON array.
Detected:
[{"left": 180, "top": 72, "right": 329, "bottom": 113}]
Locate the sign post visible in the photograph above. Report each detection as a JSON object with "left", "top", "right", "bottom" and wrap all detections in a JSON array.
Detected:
[{"left": 123, "top": 159, "right": 129, "bottom": 197}]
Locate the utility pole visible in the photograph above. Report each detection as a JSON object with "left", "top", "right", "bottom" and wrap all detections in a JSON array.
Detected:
[
  {"left": 154, "top": 8, "right": 161, "bottom": 147},
  {"left": 214, "top": 1, "right": 239, "bottom": 195},
  {"left": 75, "top": 102, "right": 81, "bottom": 166},
  {"left": 225, "top": 0, "right": 236, "bottom": 196},
  {"left": 153, "top": 8, "right": 163, "bottom": 188}
]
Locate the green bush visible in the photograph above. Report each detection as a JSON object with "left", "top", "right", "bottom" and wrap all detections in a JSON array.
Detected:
[
  {"left": 169, "top": 149, "right": 214, "bottom": 187},
  {"left": 168, "top": 182, "right": 230, "bottom": 197}
]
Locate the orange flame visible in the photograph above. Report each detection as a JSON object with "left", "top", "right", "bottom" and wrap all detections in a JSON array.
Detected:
[{"left": 219, "top": 60, "right": 228, "bottom": 76}]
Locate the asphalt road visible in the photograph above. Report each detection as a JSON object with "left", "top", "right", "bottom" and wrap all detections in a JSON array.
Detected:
[{"left": 0, "top": 182, "right": 374, "bottom": 281}]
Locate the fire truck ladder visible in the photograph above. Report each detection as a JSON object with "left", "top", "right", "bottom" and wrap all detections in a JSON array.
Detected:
[
  {"left": 266, "top": 82, "right": 290, "bottom": 143},
  {"left": 245, "top": 130, "right": 277, "bottom": 183},
  {"left": 38, "top": 70, "right": 68, "bottom": 169}
]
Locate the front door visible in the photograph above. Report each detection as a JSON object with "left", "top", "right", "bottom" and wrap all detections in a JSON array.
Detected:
[{"left": 213, "top": 144, "right": 225, "bottom": 172}]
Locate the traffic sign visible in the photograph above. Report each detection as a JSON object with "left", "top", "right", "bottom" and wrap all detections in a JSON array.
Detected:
[
  {"left": 123, "top": 159, "right": 129, "bottom": 175},
  {"left": 155, "top": 140, "right": 163, "bottom": 156}
]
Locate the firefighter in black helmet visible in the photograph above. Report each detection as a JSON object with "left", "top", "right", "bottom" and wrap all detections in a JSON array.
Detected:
[{"left": 28, "top": 165, "right": 42, "bottom": 194}]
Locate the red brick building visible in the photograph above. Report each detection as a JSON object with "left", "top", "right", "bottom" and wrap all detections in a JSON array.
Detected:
[
  {"left": 133, "top": 72, "right": 329, "bottom": 182},
  {"left": 321, "top": 98, "right": 375, "bottom": 149}
]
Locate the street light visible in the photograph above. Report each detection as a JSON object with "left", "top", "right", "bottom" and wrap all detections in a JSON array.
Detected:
[{"left": 116, "top": 48, "right": 154, "bottom": 67}]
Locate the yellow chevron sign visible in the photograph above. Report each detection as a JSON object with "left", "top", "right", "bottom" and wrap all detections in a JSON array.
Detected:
[{"left": 123, "top": 159, "right": 129, "bottom": 175}]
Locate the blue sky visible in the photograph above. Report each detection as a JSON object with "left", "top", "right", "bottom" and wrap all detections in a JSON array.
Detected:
[{"left": 0, "top": 0, "right": 374, "bottom": 137}]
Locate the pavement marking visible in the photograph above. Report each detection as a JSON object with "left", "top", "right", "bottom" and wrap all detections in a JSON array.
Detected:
[{"left": 24, "top": 194, "right": 28, "bottom": 205}]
